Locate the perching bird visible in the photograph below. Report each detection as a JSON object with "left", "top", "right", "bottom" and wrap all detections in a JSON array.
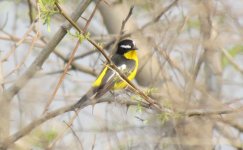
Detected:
[{"left": 74, "top": 39, "right": 138, "bottom": 108}]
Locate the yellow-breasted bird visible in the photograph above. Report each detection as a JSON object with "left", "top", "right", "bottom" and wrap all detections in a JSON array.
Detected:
[{"left": 74, "top": 39, "right": 138, "bottom": 108}]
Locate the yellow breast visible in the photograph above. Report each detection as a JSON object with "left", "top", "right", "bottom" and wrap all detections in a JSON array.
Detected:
[
  {"left": 114, "top": 50, "right": 138, "bottom": 89},
  {"left": 92, "top": 50, "right": 138, "bottom": 89}
]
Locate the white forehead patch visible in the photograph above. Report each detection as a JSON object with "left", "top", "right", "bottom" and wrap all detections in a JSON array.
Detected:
[{"left": 120, "top": 44, "right": 131, "bottom": 49}]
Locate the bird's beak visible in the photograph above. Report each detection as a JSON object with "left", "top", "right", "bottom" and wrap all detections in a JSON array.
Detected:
[{"left": 134, "top": 46, "right": 138, "bottom": 50}]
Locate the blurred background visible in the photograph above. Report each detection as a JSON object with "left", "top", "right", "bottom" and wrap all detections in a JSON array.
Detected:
[{"left": 0, "top": 0, "right": 243, "bottom": 149}]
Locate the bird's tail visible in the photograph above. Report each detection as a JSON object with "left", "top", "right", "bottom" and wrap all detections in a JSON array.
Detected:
[{"left": 72, "top": 88, "right": 97, "bottom": 109}]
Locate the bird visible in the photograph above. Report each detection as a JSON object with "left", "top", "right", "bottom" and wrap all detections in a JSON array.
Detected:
[{"left": 73, "top": 39, "right": 139, "bottom": 108}]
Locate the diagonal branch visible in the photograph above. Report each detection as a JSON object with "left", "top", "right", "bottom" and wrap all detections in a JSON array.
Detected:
[
  {"left": 55, "top": 1, "right": 111, "bottom": 64},
  {"left": 43, "top": 0, "right": 102, "bottom": 114},
  {"left": 0, "top": 0, "right": 92, "bottom": 103},
  {"left": 43, "top": 40, "right": 81, "bottom": 113}
]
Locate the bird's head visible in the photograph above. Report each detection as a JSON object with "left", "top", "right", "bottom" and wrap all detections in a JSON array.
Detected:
[{"left": 117, "top": 39, "right": 138, "bottom": 55}]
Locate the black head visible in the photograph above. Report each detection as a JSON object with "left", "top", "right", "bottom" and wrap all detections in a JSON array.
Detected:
[{"left": 116, "top": 39, "right": 138, "bottom": 55}]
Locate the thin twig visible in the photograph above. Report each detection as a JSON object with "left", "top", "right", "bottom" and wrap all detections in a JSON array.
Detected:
[
  {"left": 107, "top": 64, "right": 166, "bottom": 112},
  {"left": 43, "top": 39, "right": 81, "bottom": 113},
  {"left": 55, "top": 2, "right": 111, "bottom": 63},
  {"left": 111, "top": 6, "right": 134, "bottom": 55},
  {"left": 53, "top": 49, "right": 96, "bottom": 76},
  {"left": 83, "top": 0, "right": 102, "bottom": 32},
  {"left": 103, "top": 0, "right": 178, "bottom": 53},
  {"left": 73, "top": 50, "right": 97, "bottom": 60},
  {"left": 0, "top": 0, "right": 92, "bottom": 103},
  {"left": 25, "top": 30, "right": 97, "bottom": 77},
  {"left": 63, "top": 120, "right": 84, "bottom": 150},
  {"left": 1, "top": 21, "right": 36, "bottom": 63},
  {"left": 47, "top": 109, "right": 81, "bottom": 149},
  {"left": 184, "top": 107, "right": 242, "bottom": 117}
]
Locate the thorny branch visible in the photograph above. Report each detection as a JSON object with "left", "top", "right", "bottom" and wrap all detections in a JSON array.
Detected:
[
  {"left": 43, "top": 40, "right": 81, "bottom": 113},
  {"left": 43, "top": 0, "right": 102, "bottom": 113},
  {"left": 1, "top": 95, "right": 241, "bottom": 149},
  {"left": 55, "top": 2, "right": 111, "bottom": 64}
]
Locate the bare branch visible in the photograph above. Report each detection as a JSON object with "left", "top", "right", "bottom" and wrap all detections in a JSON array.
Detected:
[
  {"left": 43, "top": 40, "right": 81, "bottom": 113},
  {"left": 184, "top": 107, "right": 242, "bottom": 117},
  {"left": 0, "top": 98, "right": 148, "bottom": 149},
  {"left": 111, "top": 6, "right": 134, "bottom": 55},
  {"left": 55, "top": 1, "right": 111, "bottom": 64},
  {"left": 0, "top": 0, "right": 92, "bottom": 102}
]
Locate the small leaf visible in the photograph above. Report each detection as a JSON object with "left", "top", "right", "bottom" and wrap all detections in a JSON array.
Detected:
[{"left": 38, "top": 0, "right": 58, "bottom": 31}]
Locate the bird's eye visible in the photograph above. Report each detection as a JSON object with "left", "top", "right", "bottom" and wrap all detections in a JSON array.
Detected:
[{"left": 120, "top": 45, "right": 131, "bottom": 49}]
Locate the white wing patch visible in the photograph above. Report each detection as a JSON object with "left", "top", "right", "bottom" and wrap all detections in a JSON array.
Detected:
[
  {"left": 120, "top": 44, "right": 131, "bottom": 49},
  {"left": 118, "top": 64, "right": 127, "bottom": 71}
]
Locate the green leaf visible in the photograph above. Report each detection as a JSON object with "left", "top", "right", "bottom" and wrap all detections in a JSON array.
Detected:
[{"left": 38, "top": 0, "right": 58, "bottom": 31}]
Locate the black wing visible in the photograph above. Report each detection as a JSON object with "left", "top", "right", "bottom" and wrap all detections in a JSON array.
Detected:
[{"left": 93, "top": 54, "right": 136, "bottom": 98}]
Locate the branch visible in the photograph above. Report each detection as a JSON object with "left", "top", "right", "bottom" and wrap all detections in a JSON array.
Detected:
[
  {"left": 1, "top": 93, "right": 241, "bottom": 149},
  {"left": 0, "top": 0, "right": 92, "bottom": 102},
  {"left": 110, "top": 6, "right": 134, "bottom": 55},
  {"left": 0, "top": 98, "right": 148, "bottom": 149},
  {"left": 102, "top": 0, "right": 178, "bottom": 54},
  {"left": 221, "top": 119, "right": 243, "bottom": 132},
  {"left": 55, "top": 2, "right": 111, "bottom": 64},
  {"left": 107, "top": 64, "right": 164, "bottom": 112},
  {"left": 42, "top": 0, "right": 103, "bottom": 113},
  {"left": 0, "top": 33, "right": 96, "bottom": 77},
  {"left": 53, "top": 49, "right": 96, "bottom": 76},
  {"left": 83, "top": 0, "right": 102, "bottom": 32},
  {"left": 184, "top": 107, "right": 242, "bottom": 117},
  {"left": 43, "top": 40, "right": 81, "bottom": 113},
  {"left": 129, "top": 0, "right": 178, "bottom": 37}
]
